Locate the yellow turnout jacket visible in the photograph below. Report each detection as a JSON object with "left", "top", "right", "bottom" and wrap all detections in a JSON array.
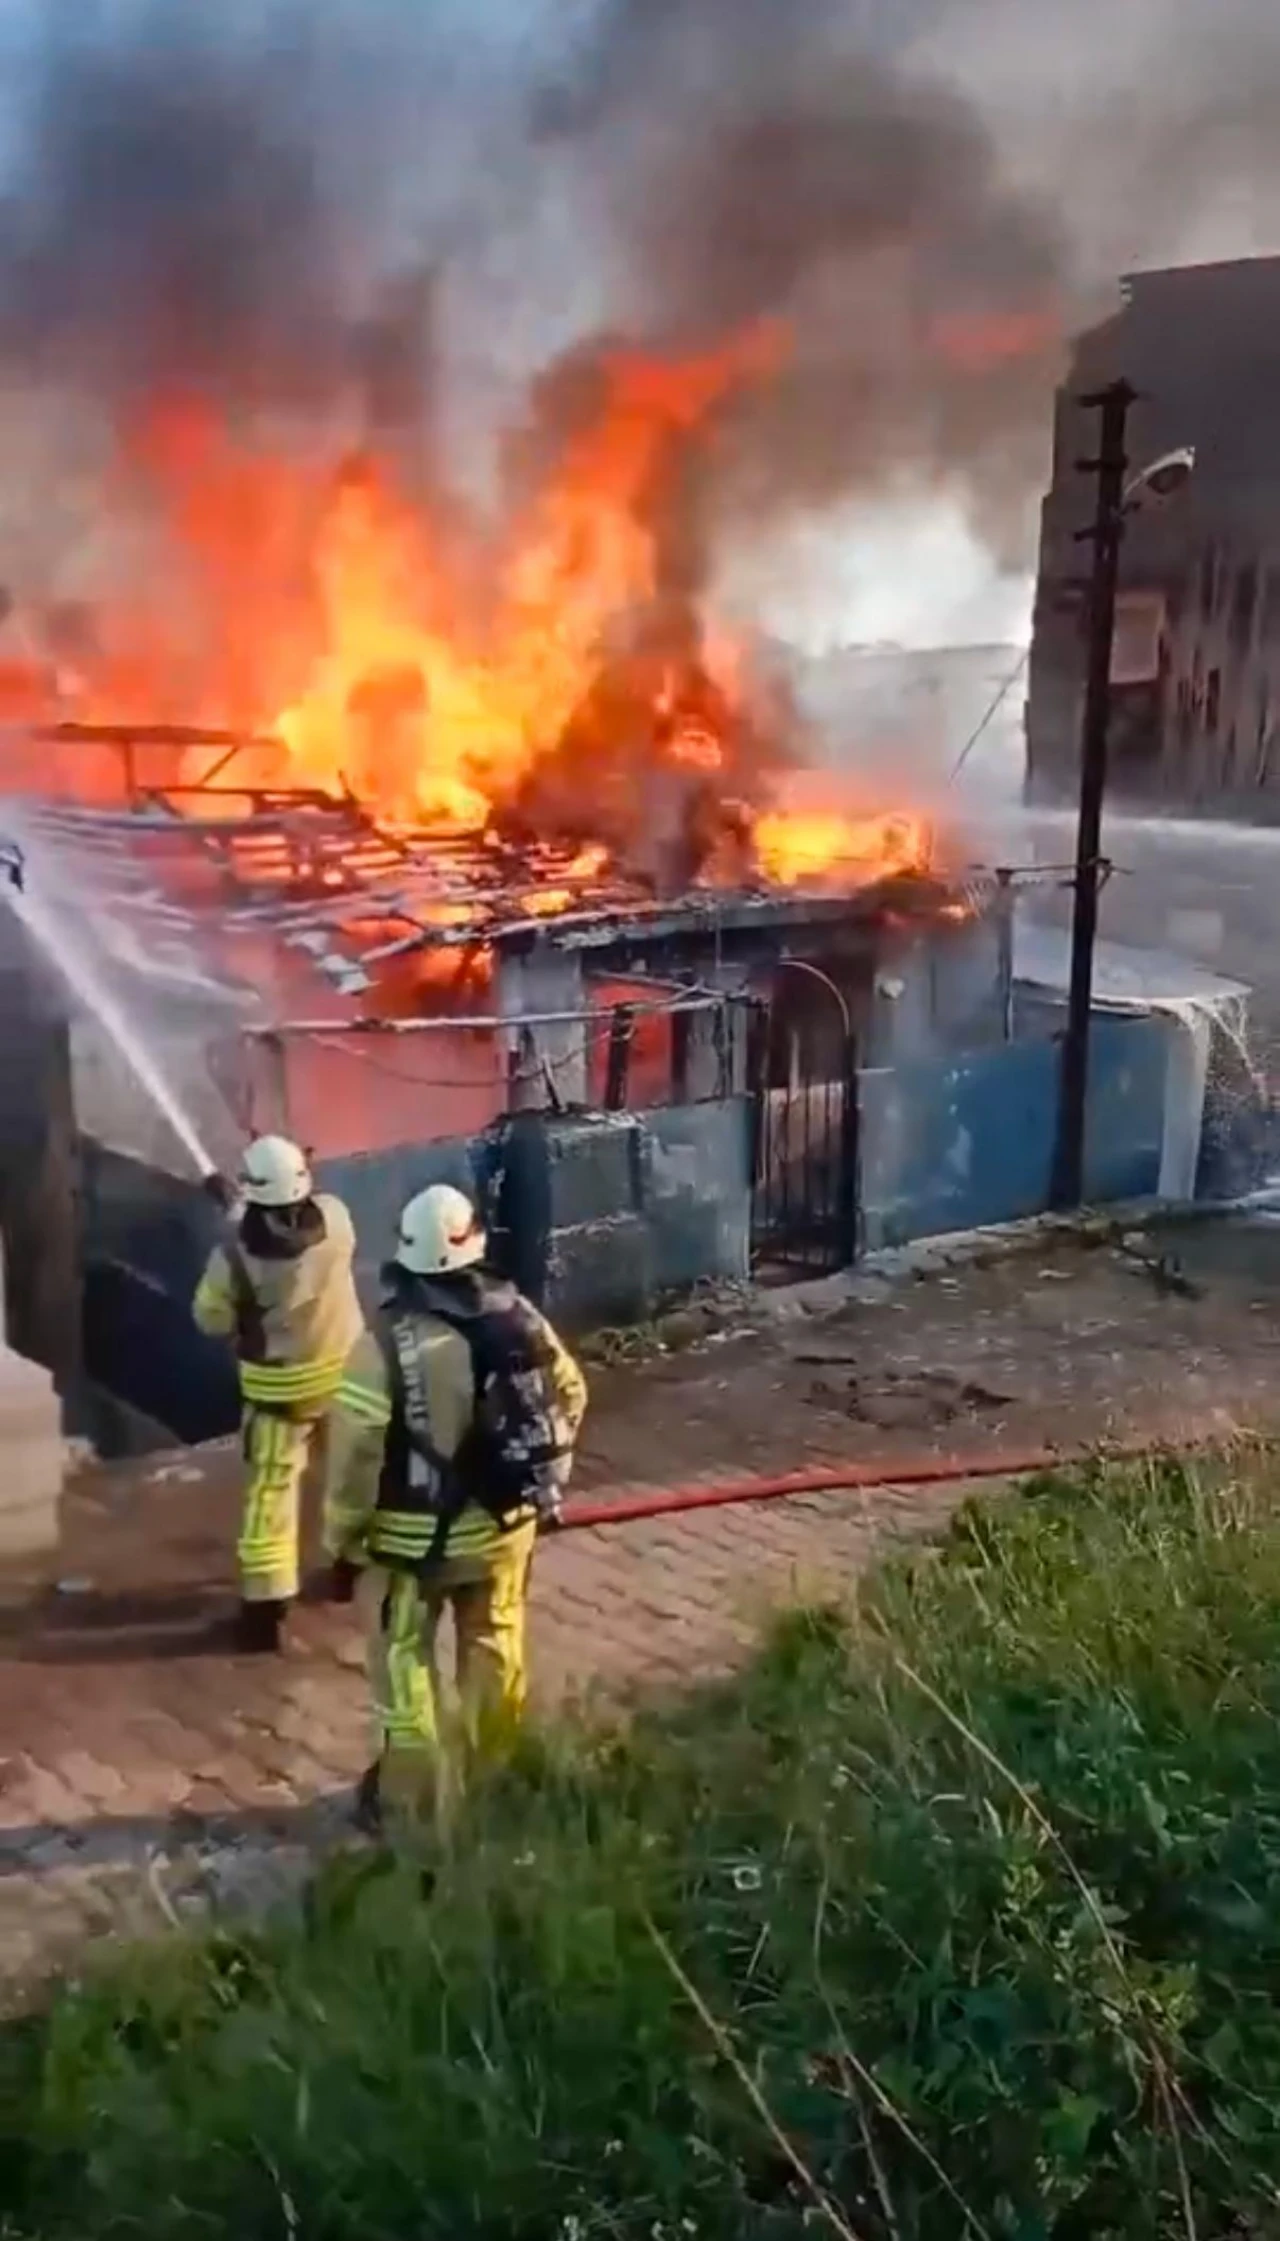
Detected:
[{"left": 193, "top": 1193, "right": 365, "bottom": 1412}]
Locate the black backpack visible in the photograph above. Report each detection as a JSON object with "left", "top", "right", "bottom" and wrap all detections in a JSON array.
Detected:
[{"left": 382, "top": 1291, "right": 568, "bottom": 1533}]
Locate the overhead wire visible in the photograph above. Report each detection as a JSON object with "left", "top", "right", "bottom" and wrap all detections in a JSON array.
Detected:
[
  {"left": 946, "top": 646, "right": 1030, "bottom": 786},
  {"left": 282, "top": 984, "right": 735, "bottom": 1093}
]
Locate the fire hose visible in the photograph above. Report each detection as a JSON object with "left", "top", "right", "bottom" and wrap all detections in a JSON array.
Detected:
[
  {"left": 324, "top": 1431, "right": 1180, "bottom": 1606},
  {"left": 553, "top": 1430, "right": 1177, "bottom": 1534}
]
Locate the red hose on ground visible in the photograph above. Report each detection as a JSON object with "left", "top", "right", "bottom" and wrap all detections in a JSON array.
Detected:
[{"left": 558, "top": 1431, "right": 1171, "bottom": 1534}]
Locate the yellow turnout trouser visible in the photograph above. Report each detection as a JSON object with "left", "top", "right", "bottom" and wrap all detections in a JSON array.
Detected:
[
  {"left": 237, "top": 1405, "right": 325, "bottom": 1603},
  {"left": 368, "top": 1521, "right": 537, "bottom": 1811}
]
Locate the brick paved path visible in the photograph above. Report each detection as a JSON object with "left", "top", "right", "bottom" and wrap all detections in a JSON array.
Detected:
[
  {"left": 0, "top": 1450, "right": 933, "bottom": 1990},
  {"left": 4, "top": 1226, "right": 1277, "bottom": 1992}
]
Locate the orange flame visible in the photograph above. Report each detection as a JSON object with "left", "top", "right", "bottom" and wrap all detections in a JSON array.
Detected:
[
  {"left": 22, "top": 319, "right": 933, "bottom": 901},
  {"left": 753, "top": 810, "right": 930, "bottom": 887},
  {"left": 274, "top": 321, "right": 785, "bottom": 829}
]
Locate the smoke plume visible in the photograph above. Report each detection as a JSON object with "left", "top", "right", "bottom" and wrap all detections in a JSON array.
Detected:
[
  {"left": 527, "top": 0, "right": 1069, "bottom": 571},
  {"left": 0, "top": 14, "right": 347, "bottom": 410},
  {"left": 0, "top": 3, "right": 534, "bottom": 426},
  {"left": 0, "top": 0, "right": 1279, "bottom": 617}
]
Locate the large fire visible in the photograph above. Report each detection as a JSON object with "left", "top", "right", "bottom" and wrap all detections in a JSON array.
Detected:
[{"left": 1, "top": 325, "right": 931, "bottom": 897}]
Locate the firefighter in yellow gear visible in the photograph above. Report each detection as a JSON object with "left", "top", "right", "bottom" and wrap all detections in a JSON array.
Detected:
[
  {"left": 322, "top": 1181, "right": 587, "bottom": 1829},
  {"left": 193, "top": 1135, "right": 365, "bottom": 1654}
]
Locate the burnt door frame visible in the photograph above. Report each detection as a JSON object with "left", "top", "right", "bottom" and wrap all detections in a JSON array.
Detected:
[{"left": 748, "top": 960, "right": 860, "bottom": 1280}]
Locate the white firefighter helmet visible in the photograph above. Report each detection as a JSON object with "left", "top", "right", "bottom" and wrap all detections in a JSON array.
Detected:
[
  {"left": 395, "top": 1182, "right": 486, "bottom": 1276},
  {"left": 238, "top": 1134, "right": 314, "bottom": 1209}
]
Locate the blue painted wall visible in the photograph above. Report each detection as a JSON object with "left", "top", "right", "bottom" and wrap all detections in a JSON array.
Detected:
[{"left": 859, "top": 1014, "right": 1171, "bottom": 1249}]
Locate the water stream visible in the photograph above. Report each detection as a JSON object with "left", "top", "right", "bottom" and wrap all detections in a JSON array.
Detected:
[{"left": 4, "top": 858, "right": 216, "bottom": 1180}]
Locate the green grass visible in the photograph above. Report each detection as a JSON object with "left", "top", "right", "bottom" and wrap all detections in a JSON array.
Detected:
[{"left": 9, "top": 1450, "right": 1280, "bottom": 2238}]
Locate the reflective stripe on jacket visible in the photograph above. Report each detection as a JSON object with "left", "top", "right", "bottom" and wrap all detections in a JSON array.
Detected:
[
  {"left": 322, "top": 1303, "right": 587, "bottom": 1569},
  {"left": 192, "top": 1192, "right": 365, "bottom": 1409}
]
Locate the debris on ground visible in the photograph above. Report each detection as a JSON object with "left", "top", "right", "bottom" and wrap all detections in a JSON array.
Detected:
[{"left": 799, "top": 1363, "right": 1018, "bottom": 1430}]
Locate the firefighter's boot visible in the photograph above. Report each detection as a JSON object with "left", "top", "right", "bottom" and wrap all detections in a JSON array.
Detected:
[{"left": 236, "top": 1597, "right": 287, "bottom": 1655}]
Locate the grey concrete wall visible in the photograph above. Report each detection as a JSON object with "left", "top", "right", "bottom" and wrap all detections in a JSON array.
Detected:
[
  {"left": 866, "top": 913, "right": 1007, "bottom": 1069},
  {"left": 645, "top": 1100, "right": 752, "bottom": 1296},
  {"left": 313, "top": 1139, "right": 480, "bottom": 1319},
  {"left": 532, "top": 1113, "right": 651, "bottom": 1332}
]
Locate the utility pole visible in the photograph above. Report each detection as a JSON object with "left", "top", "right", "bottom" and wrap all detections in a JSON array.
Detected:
[{"left": 1049, "top": 379, "right": 1136, "bottom": 1211}]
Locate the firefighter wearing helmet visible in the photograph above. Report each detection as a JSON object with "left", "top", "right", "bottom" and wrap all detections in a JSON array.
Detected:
[
  {"left": 322, "top": 1181, "right": 587, "bottom": 1831},
  {"left": 193, "top": 1136, "right": 367, "bottom": 1654}
]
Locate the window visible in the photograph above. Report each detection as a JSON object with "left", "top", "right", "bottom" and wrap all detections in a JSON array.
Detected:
[{"left": 1205, "top": 667, "right": 1221, "bottom": 733}]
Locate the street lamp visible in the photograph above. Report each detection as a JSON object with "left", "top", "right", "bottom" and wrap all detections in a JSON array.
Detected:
[
  {"left": 1125, "top": 446, "right": 1195, "bottom": 510},
  {"left": 1048, "top": 387, "right": 1194, "bottom": 1211}
]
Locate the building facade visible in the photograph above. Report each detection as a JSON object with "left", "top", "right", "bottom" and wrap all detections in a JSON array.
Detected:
[{"left": 1026, "top": 256, "right": 1280, "bottom": 818}]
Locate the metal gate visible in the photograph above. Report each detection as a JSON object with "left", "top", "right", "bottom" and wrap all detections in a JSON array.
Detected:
[{"left": 748, "top": 966, "right": 860, "bottom": 1279}]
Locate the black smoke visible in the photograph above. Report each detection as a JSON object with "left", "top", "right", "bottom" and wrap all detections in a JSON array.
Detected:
[
  {"left": 526, "top": 0, "right": 1069, "bottom": 571},
  {"left": 0, "top": 12, "right": 347, "bottom": 408},
  {"left": 0, "top": 3, "right": 505, "bottom": 429},
  {"left": 2, "top": 0, "right": 1279, "bottom": 596}
]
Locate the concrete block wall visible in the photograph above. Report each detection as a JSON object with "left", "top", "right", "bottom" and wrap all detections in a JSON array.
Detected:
[
  {"left": 486, "top": 1110, "right": 652, "bottom": 1331},
  {"left": 645, "top": 1100, "right": 752, "bottom": 1293},
  {"left": 314, "top": 1138, "right": 481, "bottom": 1319},
  {"left": 482, "top": 1102, "right": 752, "bottom": 1334}
]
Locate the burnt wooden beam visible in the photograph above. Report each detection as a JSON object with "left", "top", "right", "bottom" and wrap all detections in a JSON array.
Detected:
[{"left": 604, "top": 1004, "right": 636, "bottom": 1110}]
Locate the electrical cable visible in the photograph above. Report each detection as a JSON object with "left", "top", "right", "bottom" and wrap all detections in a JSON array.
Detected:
[
  {"left": 290, "top": 985, "right": 729, "bottom": 1093},
  {"left": 946, "top": 646, "right": 1030, "bottom": 785}
]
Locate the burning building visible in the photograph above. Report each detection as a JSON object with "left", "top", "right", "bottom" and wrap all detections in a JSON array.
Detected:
[
  {"left": 1026, "top": 255, "right": 1280, "bottom": 817},
  {"left": 0, "top": 331, "right": 1019, "bottom": 1450},
  {"left": 14, "top": 727, "right": 951, "bottom": 1137},
  {"left": 0, "top": 701, "right": 1007, "bottom": 1450},
  {"left": 0, "top": 5, "right": 1240, "bottom": 1470}
]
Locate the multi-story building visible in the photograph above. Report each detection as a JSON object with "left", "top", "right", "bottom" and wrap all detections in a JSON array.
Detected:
[{"left": 1026, "top": 255, "right": 1280, "bottom": 818}]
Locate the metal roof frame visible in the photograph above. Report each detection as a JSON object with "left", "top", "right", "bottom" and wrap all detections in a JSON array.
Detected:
[{"left": 12, "top": 730, "right": 990, "bottom": 1007}]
